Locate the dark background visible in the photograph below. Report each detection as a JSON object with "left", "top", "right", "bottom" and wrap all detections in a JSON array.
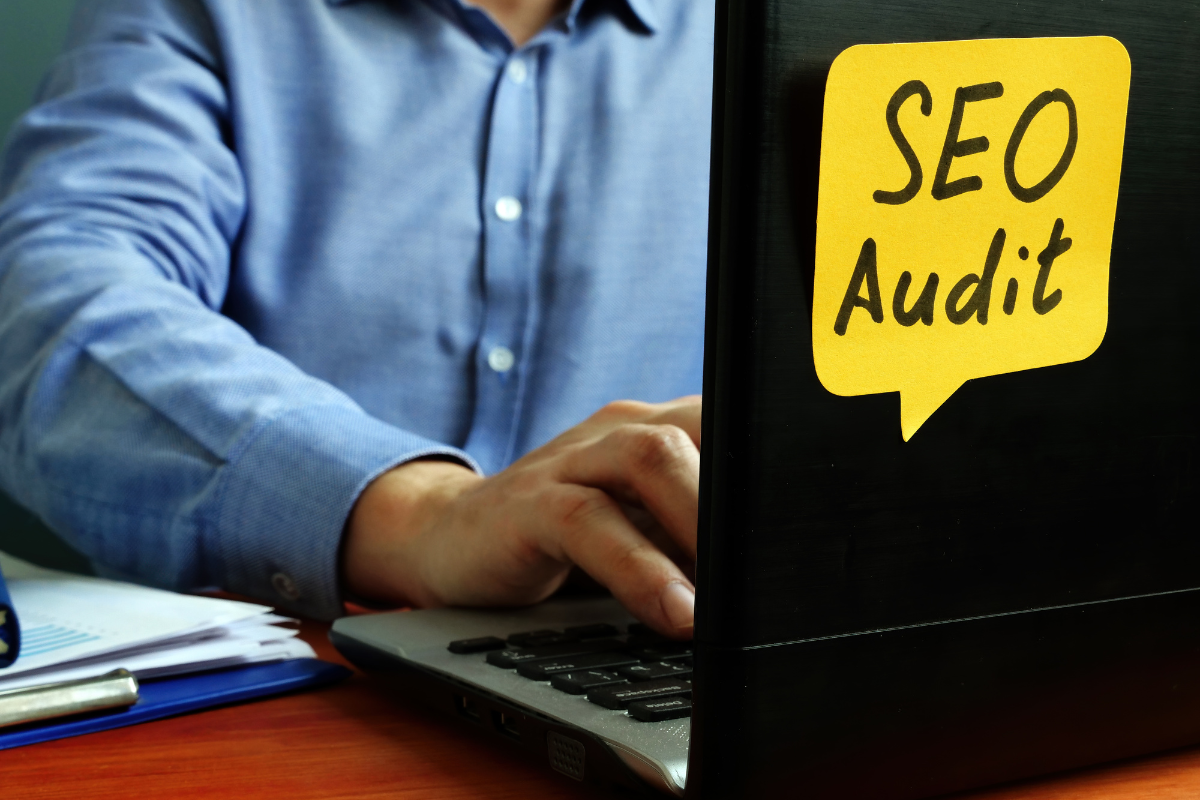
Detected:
[
  {"left": 698, "top": 0, "right": 1199, "bottom": 649},
  {"left": 0, "top": 0, "right": 92, "bottom": 572}
]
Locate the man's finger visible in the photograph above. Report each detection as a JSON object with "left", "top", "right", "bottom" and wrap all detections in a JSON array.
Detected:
[
  {"left": 540, "top": 485, "right": 695, "bottom": 637},
  {"left": 581, "top": 396, "right": 702, "bottom": 447},
  {"left": 646, "top": 396, "right": 702, "bottom": 447},
  {"left": 558, "top": 423, "right": 700, "bottom": 560}
]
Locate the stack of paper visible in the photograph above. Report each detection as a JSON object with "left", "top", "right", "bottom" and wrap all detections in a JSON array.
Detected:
[{"left": 0, "top": 552, "right": 314, "bottom": 691}]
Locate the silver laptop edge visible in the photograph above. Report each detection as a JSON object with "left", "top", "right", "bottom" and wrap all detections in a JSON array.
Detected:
[{"left": 332, "top": 596, "right": 689, "bottom": 795}]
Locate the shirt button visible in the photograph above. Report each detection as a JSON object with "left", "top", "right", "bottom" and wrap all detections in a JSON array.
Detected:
[
  {"left": 506, "top": 59, "right": 528, "bottom": 84},
  {"left": 271, "top": 572, "right": 301, "bottom": 602},
  {"left": 487, "top": 346, "right": 515, "bottom": 373},
  {"left": 494, "top": 196, "right": 522, "bottom": 222}
]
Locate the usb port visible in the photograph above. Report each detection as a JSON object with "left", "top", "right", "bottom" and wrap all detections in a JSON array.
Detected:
[
  {"left": 491, "top": 710, "right": 521, "bottom": 741},
  {"left": 455, "top": 694, "right": 481, "bottom": 723}
]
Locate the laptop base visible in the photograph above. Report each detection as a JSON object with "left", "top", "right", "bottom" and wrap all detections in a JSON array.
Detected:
[{"left": 331, "top": 598, "right": 687, "bottom": 796}]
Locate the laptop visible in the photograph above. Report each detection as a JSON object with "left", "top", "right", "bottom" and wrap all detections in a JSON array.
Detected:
[{"left": 331, "top": 1, "right": 1200, "bottom": 797}]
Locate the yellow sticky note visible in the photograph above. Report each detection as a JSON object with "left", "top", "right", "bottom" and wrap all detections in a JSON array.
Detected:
[{"left": 812, "top": 37, "right": 1130, "bottom": 440}]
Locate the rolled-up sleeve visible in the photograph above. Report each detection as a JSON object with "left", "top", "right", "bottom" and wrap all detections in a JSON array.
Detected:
[{"left": 0, "top": 0, "right": 475, "bottom": 619}]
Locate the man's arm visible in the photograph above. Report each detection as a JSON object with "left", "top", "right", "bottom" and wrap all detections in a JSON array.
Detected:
[
  {"left": 0, "top": 0, "right": 470, "bottom": 619},
  {"left": 346, "top": 397, "right": 699, "bottom": 637},
  {"left": 0, "top": 0, "right": 699, "bottom": 635}
]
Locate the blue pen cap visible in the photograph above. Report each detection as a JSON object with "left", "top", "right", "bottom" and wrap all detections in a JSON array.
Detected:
[{"left": 0, "top": 565, "right": 19, "bottom": 668}]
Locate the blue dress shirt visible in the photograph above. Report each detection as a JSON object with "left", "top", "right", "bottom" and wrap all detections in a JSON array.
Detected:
[{"left": 0, "top": 0, "right": 713, "bottom": 618}]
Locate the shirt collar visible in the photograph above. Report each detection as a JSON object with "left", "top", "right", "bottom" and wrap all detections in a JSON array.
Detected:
[{"left": 325, "top": 0, "right": 659, "bottom": 35}]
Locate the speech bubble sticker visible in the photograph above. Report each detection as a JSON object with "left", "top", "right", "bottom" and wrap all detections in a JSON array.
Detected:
[{"left": 813, "top": 37, "right": 1130, "bottom": 441}]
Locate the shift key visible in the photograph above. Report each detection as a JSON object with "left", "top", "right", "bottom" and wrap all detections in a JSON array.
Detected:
[{"left": 588, "top": 678, "right": 692, "bottom": 710}]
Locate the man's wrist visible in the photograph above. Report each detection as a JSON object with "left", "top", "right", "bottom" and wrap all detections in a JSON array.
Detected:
[{"left": 342, "top": 458, "right": 481, "bottom": 607}]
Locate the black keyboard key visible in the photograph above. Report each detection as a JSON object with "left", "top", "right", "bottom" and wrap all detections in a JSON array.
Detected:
[
  {"left": 517, "top": 651, "right": 640, "bottom": 680},
  {"left": 628, "top": 642, "right": 693, "bottom": 661},
  {"left": 628, "top": 696, "right": 692, "bottom": 722},
  {"left": 447, "top": 636, "right": 507, "bottom": 654},
  {"left": 486, "top": 638, "right": 624, "bottom": 669},
  {"left": 626, "top": 625, "right": 677, "bottom": 648},
  {"left": 616, "top": 661, "right": 692, "bottom": 682},
  {"left": 563, "top": 623, "right": 620, "bottom": 639},
  {"left": 507, "top": 628, "right": 558, "bottom": 644},
  {"left": 587, "top": 678, "right": 691, "bottom": 710},
  {"left": 551, "top": 669, "right": 629, "bottom": 695},
  {"left": 506, "top": 629, "right": 578, "bottom": 647}
]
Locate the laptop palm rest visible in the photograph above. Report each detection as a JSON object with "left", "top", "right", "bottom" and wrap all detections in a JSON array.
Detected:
[{"left": 332, "top": 597, "right": 689, "bottom": 795}]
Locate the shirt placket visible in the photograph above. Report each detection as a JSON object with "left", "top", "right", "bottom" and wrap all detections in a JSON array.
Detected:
[{"left": 465, "top": 47, "right": 542, "bottom": 474}]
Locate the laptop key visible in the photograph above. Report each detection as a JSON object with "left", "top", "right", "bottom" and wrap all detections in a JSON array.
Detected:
[
  {"left": 447, "top": 636, "right": 507, "bottom": 654},
  {"left": 625, "top": 623, "right": 670, "bottom": 646},
  {"left": 626, "top": 623, "right": 656, "bottom": 637},
  {"left": 616, "top": 661, "right": 692, "bottom": 682},
  {"left": 587, "top": 678, "right": 691, "bottom": 710},
  {"left": 563, "top": 623, "right": 620, "bottom": 639},
  {"left": 550, "top": 669, "right": 629, "bottom": 695},
  {"left": 506, "top": 629, "right": 578, "bottom": 647},
  {"left": 517, "top": 651, "right": 640, "bottom": 680},
  {"left": 628, "top": 642, "right": 693, "bottom": 662},
  {"left": 628, "top": 696, "right": 692, "bottom": 722},
  {"left": 486, "top": 638, "right": 624, "bottom": 669}
]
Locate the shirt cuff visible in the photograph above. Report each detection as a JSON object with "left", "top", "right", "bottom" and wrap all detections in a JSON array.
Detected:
[{"left": 210, "top": 404, "right": 480, "bottom": 620}]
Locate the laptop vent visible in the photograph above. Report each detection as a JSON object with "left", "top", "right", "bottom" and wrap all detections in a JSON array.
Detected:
[{"left": 546, "top": 731, "right": 586, "bottom": 781}]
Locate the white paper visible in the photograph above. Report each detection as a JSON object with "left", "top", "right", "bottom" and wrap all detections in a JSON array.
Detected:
[{"left": 0, "top": 552, "right": 316, "bottom": 688}]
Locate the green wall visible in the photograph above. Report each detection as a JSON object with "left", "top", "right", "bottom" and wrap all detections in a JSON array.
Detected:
[
  {"left": 0, "top": 0, "right": 93, "bottom": 572},
  {"left": 0, "top": 0, "right": 75, "bottom": 139}
]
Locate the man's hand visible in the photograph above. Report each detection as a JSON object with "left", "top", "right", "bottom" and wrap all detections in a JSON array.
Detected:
[{"left": 342, "top": 396, "right": 701, "bottom": 638}]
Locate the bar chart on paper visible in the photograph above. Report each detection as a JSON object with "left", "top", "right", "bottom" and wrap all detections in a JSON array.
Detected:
[{"left": 16, "top": 622, "right": 102, "bottom": 659}]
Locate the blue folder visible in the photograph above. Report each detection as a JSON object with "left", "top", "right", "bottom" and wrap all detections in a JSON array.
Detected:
[
  {"left": 0, "top": 562, "right": 351, "bottom": 750},
  {"left": 0, "top": 657, "right": 351, "bottom": 750}
]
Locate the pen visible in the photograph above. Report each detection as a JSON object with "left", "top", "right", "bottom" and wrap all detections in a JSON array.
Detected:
[{"left": 0, "top": 669, "right": 139, "bottom": 729}]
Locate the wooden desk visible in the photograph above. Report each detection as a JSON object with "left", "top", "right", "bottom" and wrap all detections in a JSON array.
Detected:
[{"left": 9, "top": 619, "right": 1200, "bottom": 799}]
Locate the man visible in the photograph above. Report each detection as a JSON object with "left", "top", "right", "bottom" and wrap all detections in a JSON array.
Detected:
[{"left": 0, "top": 0, "right": 712, "bottom": 636}]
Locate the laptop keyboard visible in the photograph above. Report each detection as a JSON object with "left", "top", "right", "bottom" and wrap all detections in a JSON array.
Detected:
[{"left": 448, "top": 623, "right": 693, "bottom": 722}]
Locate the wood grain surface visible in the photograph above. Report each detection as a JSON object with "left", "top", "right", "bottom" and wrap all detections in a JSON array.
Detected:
[{"left": 6, "top": 617, "right": 1200, "bottom": 800}]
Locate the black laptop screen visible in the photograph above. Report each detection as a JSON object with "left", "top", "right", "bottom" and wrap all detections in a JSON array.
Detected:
[{"left": 698, "top": 0, "right": 1199, "bottom": 648}]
